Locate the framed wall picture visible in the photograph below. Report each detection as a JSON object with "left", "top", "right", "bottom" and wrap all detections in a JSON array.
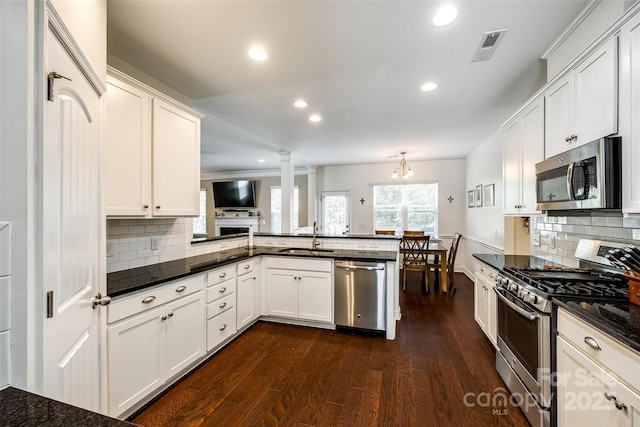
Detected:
[
  {"left": 475, "top": 184, "right": 483, "bottom": 207},
  {"left": 483, "top": 184, "right": 495, "bottom": 207},
  {"left": 467, "top": 190, "right": 475, "bottom": 208}
]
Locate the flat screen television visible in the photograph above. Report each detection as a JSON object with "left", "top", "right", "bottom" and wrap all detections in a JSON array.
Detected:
[{"left": 212, "top": 180, "right": 256, "bottom": 209}]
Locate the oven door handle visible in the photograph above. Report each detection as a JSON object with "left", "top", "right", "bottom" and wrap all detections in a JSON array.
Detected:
[{"left": 494, "top": 287, "right": 540, "bottom": 321}]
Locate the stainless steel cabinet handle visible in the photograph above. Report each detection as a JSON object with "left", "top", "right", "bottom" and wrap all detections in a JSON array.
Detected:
[
  {"left": 220, "top": 324, "right": 227, "bottom": 331},
  {"left": 175, "top": 285, "right": 186, "bottom": 293},
  {"left": 219, "top": 287, "right": 226, "bottom": 293},
  {"left": 244, "top": 264, "right": 250, "bottom": 269},
  {"left": 219, "top": 272, "right": 227, "bottom": 278},
  {"left": 584, "top": 336, "right": 601, "bottom": 350},
  {"left": 219, "top": 302, "right": 227, "bottom": 309},
  {"left": 604, "top": 392, "right": 627, "bottom": 411},
  {"left": 142, "top": 296, "right": 156, "bottom": 304}
]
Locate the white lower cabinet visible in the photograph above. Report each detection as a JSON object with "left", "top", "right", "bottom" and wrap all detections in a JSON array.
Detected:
[
  {"left": 265, "top": 257, "right": 333, "bottom": 323},
  {"left": 107, "top": 277, "right": 205, "bottom": 417},
  {"left": 556, "top": 308, "right": 640, "bottom": 427},
  {"left": 473, "top": 261, "right": 497, "bottom": 346},
  {"left": 237, "top": 259, "right": 260, "bottom": 329},
  {"left": 205, "top": 265, "right": 237, "bottom": 351}
]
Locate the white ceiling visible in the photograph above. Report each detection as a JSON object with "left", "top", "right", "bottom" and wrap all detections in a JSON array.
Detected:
[{"left": 107, "top": 0, "right": 588, "bottom": 175}]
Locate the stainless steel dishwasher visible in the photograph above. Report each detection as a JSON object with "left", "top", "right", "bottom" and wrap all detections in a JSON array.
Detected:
[{"left": 334, "top": 260, "right": 386, "bottom": 331}]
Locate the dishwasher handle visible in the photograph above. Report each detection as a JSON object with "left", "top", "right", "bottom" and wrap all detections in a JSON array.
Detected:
[{"left": 335, "top": 263, "right": 385, "bottom": 271}]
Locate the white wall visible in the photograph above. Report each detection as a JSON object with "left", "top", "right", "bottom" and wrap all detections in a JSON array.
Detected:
[{"left": 318, "top": 159, "right": 466, "bottom": 237}]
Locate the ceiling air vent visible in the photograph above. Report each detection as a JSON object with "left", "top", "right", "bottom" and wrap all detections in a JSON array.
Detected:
[{"left": 471, "top": 29, "right": 507, "bottom": 62}]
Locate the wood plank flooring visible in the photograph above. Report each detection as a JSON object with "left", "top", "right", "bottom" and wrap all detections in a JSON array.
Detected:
[{"left": 131, "top": 272, "right": 530, "bottom": 426}]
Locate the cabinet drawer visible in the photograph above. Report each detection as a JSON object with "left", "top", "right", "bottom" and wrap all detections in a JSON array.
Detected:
[
  {"left": 237, "top": 258, "right": 257, "bottom": 276},
  {"left": 557, "top": 308, "right": 640, "bottom": 392},
  {"left": 206, "top": 278, "right": 236, "bottom": 303},
  {"left": 206, "top": 293, "right": 235, "bottom": 320},
  {"left": 206, "top": 307, "right": 236, "bottom": 351},
  {"left": 108, "top": 274, "right": 205, "bottom": 324},
  {"left": 475, "top": 261, "right": 498, "bottom": 283},
  {"left": 207, "top": 265, "right": 236, "bottom": 286},
  {"left": 266, "top": 256, "right": 332, "bottom": 272}
]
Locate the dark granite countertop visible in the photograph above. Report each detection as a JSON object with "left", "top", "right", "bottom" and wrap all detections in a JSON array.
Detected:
[
  {"left": 472, "top": 254, "right": 557, "bottom": 271},
  {"left": 0, "top": 386, "right": 136, "bottom": 426},
  {"left": 108, "top": 246, "right": 397, "bottom": 298},
  {"left": 553, "top": 298, "right": 640, "bottom": 354}
]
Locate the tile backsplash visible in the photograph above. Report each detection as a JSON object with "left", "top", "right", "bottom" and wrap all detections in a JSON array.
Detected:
[{"left": 532, "top": 214, "right": 640, "bottom": 267}]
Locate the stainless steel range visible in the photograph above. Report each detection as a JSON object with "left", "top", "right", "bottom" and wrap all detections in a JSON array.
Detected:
[{"left": 493, "top": 239, "right": 631, "bottom": 427}]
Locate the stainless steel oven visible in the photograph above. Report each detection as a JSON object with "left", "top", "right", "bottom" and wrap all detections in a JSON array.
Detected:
[{"left": 494, "top": 285, "right": 552, "bottom": 427}]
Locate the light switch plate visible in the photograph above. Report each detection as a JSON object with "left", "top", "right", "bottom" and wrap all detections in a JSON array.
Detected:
[
  {"left": 151, "top": 237, "right": 160, "bottom": 251},
  {"left": 533, "top": 234, "right": 540, "bottom": 247}
]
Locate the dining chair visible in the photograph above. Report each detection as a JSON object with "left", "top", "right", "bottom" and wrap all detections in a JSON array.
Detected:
[
  {"left": 401, "top": 235, "right": 431, "bottom": 292},
  {"left": 429, "top": 232, "right": 462, "bottom": 291},
  {"left": 375, "top": 229, "right": 396, "bottom": 235}
]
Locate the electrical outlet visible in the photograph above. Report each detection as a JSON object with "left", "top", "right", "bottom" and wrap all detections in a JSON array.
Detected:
[
  {"left": 533, "top": 234, "right": 540, "bottom": 247},
  {"left": 151, "top": 237, "right": 160, "bottom": 250},
  {"left": 493, "top": 228, "right": 497, "bottom": 238}
]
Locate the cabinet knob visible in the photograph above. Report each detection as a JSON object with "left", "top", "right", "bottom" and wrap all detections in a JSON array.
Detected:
[
  {"left": 219, "top": 302, "right": 227, "bottom": 308},
  {"left": 142, "top": 296, "right": 156, "bottom": 304},
  {"left": 220, "top": 324, "right": 227, "bottom": 331},
  {"left": 244, "top": 264, "right": 250, "bottom": 270},
  {"left": 219, "top": 272, "right": 227, "bottom": 278},
  {"left": 143, "top": 204, "right": 149, "bottom": 209},
  {"left": 175, "top": 285, "right": 186, "bottom": 293},
  {"left": 161, "top": 315, "right": 167, "bottom": 321},
  {"left": 219, "top": 287, "right": 226, "bottom": 293},
  {"left": 168, "top": 312, "right": 174, "bottom": 318},
  {"left": 156, "top": 205, "right": 161, "bottom": 209}
]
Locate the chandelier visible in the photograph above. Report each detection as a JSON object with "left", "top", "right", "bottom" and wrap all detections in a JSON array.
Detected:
[{"left": 391, "top": 152, "right": 414, "bottom": 179}]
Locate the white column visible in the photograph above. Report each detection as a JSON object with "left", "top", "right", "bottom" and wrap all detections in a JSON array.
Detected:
[
  {"left": 280, "top": 152, "right": 295, "bottom": 233},
  {"left": 307, "top": 167, "right": 317, "bottom": 227}
]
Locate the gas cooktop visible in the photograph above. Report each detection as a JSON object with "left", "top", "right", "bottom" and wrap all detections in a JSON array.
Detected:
[{"left": 502, "top": 266, "right": 629, "bottom": 299}]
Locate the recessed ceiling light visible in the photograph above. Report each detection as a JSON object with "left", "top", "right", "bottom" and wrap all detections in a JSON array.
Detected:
[
  {"left": 258, "top": 159, "right": 265, "bottom": 163},
  {"left": 294, "top": 99, "right": 308, "bottom": 108},
  {"left": 248, "top": 47, "right": 268, "bottom": 61},
  {"left": 421, "top": 81, "right": 438, "bottom": 92},
  {"left": 309, "top": 114, "right": 322, "bottom": 122},
  {"left": 432, "top": 5, "right": 458, "bottom": 27}
]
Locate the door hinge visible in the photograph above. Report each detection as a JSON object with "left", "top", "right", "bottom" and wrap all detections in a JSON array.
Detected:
[
  {"left": 46, "top": 291, "right": 54, "bottom": 318},
  {"left": 47, "top": 71, "right": 72, "bottom": 102}
]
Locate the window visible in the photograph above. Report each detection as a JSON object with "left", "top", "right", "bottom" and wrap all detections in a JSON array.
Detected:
[
  {"left": 373, "top": 183, "right": 438, "bottom": 235},
  {"left": 192, "top": 189, "right": 207, "bottom": 236},
  {"left": 271, "top": 186, "right": 299, "bottom": 233}
]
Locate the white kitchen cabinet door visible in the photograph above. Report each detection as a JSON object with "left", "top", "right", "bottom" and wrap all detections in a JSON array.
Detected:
[
  {"left": 620, "top": 11, "right": 640, "bottom": 214},
  {"left": 152, "top": 98, "right": 201, "bottom": 217},
  {"left": 266, "top": 269, "right": 298, "bottom": 318},
  {"left": 164, "top": 291, "right": 204, "bottom": 379},
  {"left": 298, "top": 271, "right": 332, "bottom": 323},
  {"left": 108, "top": 306, "right": 165, "bottom": 416},
  {"left": 520, "top": 99, "right": 544, "bottom": 213},
  {"left": 105, "top": 76, "right": 151, "bottom": 217},
  {"left": 502, "top": 97, "right": 543, "bottom": 215},
  {"left": 474, "top": 275, "right": 489, "bottom": 336},
  {"left": 503, "top": 118, "right": 522, "bottom": 215},
  {"left": 545, "top": 74, "right": 574, "bottom": 158},
  {"left": 573, "top": 36, "right": 618, "bottom": 146},
  {"left": 237, "top": 272, "right": 257, "bottom": 329},
  {"left": 556, "top": 336, "right": 639, "bottom": 427}
]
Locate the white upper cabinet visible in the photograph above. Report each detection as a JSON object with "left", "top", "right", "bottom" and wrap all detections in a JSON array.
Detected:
[
  {"left": 620, "top": 9, "right": 640, "bottom": 214},
  {"left": 545, "top": 36, "right": 618, "bottom": 158},
  {"left": 106, "top": 68, "right": 204, "bottom": 218},
  {"left": 503, "top": 97, "right": 544, "bottom": 215}
]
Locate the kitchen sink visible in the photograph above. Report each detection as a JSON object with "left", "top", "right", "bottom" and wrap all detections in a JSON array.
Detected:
[{"left": 277, "top": 248, "right": 335, "bottom": 255}]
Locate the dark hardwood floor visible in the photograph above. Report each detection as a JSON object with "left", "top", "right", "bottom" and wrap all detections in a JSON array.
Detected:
[{"left": 131, "top": 272, "right": 530, "bottom": 427}]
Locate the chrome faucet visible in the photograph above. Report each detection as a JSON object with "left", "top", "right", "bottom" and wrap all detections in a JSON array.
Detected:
[{"left": 312, "top": 221, "right": 320, "bottom": 249}]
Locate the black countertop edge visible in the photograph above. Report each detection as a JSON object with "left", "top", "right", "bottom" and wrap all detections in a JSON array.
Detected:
[
  {"left": 472, "top": 253, "right": 559, "bottom": 271},
  {"left": 107, "top": 246, "right": 397, "bottom": 298},
  {"left": 0, "top": 386, "right": 136, "bottom": 426},
  {"left": 191, "top": 232, "right": 402, "bottom": 244},
  {"left": 553, "top": 297, "right": 640, "bottom": 355}
]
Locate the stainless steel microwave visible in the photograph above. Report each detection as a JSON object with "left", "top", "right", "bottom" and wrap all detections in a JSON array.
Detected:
[{"left": 535, "top": 137, "right": 621, "bottom": 211}]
